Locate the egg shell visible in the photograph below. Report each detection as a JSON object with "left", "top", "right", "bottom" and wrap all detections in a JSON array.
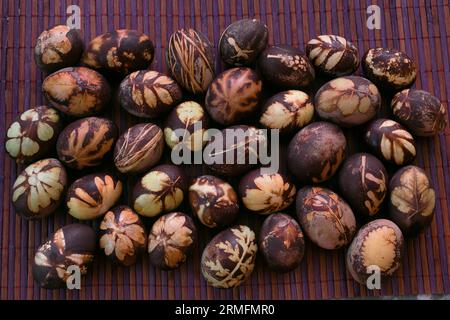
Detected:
[
  {"left": 201, "top": 225, "right": 257, "bottom": 288},
  {"left": 32, "top": 224, "right": 96, "bottom": 289},
  {"left": 12, "top": 158, "right": 67, "bottom": 219}
]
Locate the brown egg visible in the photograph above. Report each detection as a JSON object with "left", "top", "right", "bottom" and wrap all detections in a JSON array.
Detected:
[
  {"left": 205, "top": 67, "right": 263, "bottom": 125},
  {"left": 32, "top": 224, "right": 96, "bottom": 289},
  {"left": 5, "top": 106, "right": 62, "bottom": 164},
  {"left": 362, "top": 48, "right": 416, "bottom": 92},
  {"left": 114, "top": 123, "right": 164, "bottom": 174},
  {"left": 166, "top": 28, "right": 215, "bottom": 94},
  {"left": 238, "top": 168, "right": 296, "bottom": 215},
  {"left": 287, "top": 122, "right": 346, "bottom": 183},
  {"left": 34, "top": 25, "right": 83, "bottom": 73},
  {"left": 148, "top": 212, "right": 197, "bottom": 270},
  {"left": 389, "top": 166, "right": 435, "bottom": 235},
  {"left": 189, "top": 175, "right": 239, "bottom": 228},
  {"left": 391, "top": 89, "right": 447, "bottom": 137},
  {"left": 99, "top": 206, "right": 147, "bottom": 266},
  {"left": 201, "top": 225, "right": 257, "bottom": 288},
  {"left": 306, "top": 35, "right": 359, "bottom": 77},
  {"left": 119, "top": 70, "right": 183, "bottom": 119},
  {"left": 259, "top": 90, "right": 314, "bottom": 135},
  {"left": 66, "top": 173, "right": 123, "bottom": 220},
  {"left": 296, "top": 186, "right": 356, "bottom": 250},
  {"left": 314, "top": 76, "right": 381, "bottom": 127},
  {"left": 42, "top": 67, "right": 111, "bottom": 117},
  {"left": 132, "top": 164, "right": 187, "bottom": 217},
  {"left": 346, "top": 219, "right": 404, "bottom": 284},
  {"left": 259, "top": 213, "right": 305, "bottom": 272},
  {"left": 57, "top": 117, "right": 118, "bottom": 170},
  {"left": 81, "top": 29, "right": 154, "bottom": 76},
  {"left": 364, "top": 118, "right": 416, "bottom": 166},
  {"left": 12, "top": 158, "right": 67, "bottom": 219}
]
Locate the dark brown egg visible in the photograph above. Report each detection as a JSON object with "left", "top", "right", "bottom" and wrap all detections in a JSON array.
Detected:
[
  {"left": 259, "top": 90, "right": 314, "bottom": 135},
  {"left": 66, "top": 173, "right": 123, "bottom": 220},
  {"left": 259, "top": 213, "right": 305, "bottom": 272},
  {"left": 132, "top": 164, "right": 187, "bottom": 217},
  {"left": 42, "top": 67, "right": 111, "bottom": 117},
  {"left": 201, "top": 225, "right": 257, "bottom": 288},
  {"left": 12, "top": 158, "right": 67, "bottom": 219},
  {"left": 238, "top": 168, "right": 296, "bottom": 215},
  {"left": 81, "top": 29, "right": 154, "bottom": 76},
  {"left": 306, "top": 35, "right": 359, "bottom": 77},
  {"left": 148, "top": 212, "right": 197, "bottom": 270},
  {"left": 205, "top": 67, "right": 263, "bottom": 125},
  {"left": 219, "top": 18, "right": 268, "bottom": 66},
  {"left": 362, "top": 48, "right": 416, "bottom": 92},
  {"left": 114, "top": 123, "right": 164, "bottom": 174},
  {"left": 314, "top": 76, "right": 381, "bottom": 127},
  {"left": 166, "top": 28, "right": 215, "bottom": 94},
  {"left": 389, "top": 166, "right": 435, "bottom": 235},
  {"left": 32, "top": 224, "right": 96, "bottom": 289},
  {"left": 364, "top": 118, "right": 416, "bottom": 166},
  {"left": 346, "top": 219, "right": 404, "bottom": 284},
  {"left": 258, "top": 45, "right": 315, "bottom": 89},
  {"left": 5, "top": 106, "right": 62, "bottom": 164},
  {"left": 57, "top": 117, "right": 118, "bottom": 170},
  {"left": 338, "top": 153, "right": 388, "bottom": 217},
  {"left": 34, "top": 25, "right": 83, "bottom": 73},
  {"left": 99, "top": 206, "right": 147, "bottom": 266},
  {"left": 119, "top": 70, "right": 183, "bottom": 119},
  {"left": 287, "top": 121, "right": 346, "bottom": 183},
  {"left": 391, "top": 89, "right": 447, "bottom": 137},
  {"left": 188, "top": 175, "right": 239, "bottom": 228}
]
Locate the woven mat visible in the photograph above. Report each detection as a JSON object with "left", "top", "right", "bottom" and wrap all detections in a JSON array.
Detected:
[{"left": 0, "top": 0, "right": 449, "bottom": 300}]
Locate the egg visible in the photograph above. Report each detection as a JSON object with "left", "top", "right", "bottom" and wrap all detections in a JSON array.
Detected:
[{"left": 201, "top": 225, "right": 257, "bottom": 288}]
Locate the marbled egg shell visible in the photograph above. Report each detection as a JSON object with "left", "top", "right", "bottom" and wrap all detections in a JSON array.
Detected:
[
  {"left": 205, "top": 67, "right": 263, "bottom": 125},
  {"left": 5, "top": 106, "right": 62, "bottom": 164},
  {"left": 57, "top": 117, "right": 118, "bottom": 170},
  {"left": 238, "top": 168, "right": 296, "bottom": 215},
  {"left": 306, "top": 35, "right": 359, "bottom": 77},
  {"left": 119, "top": 70, "right": 183, "bottom": 119},
  {"left": 364, "top": 118, "right": 416, "bottom": 166},
  {"left": 32, "top": 224, "right": 96, "bottom": 289},
  {"left": 314, "top": 76, "right": 381, "bottom": 127},
  {"left": 42, "top": 67, "right": 111, "bottom": 117},
  {"left": 219, "top": 18, "right": 268, "bottom": 66},
  {"left": 166, "top": 28, "right": 215, "bottom": 94},
  {"left": 12, "top": 158, "right": 67, "bottom": 219},
  {"left": 389, "top": 166, "right": 435, "bottom": 235},
  {"left": 287, "top": 121, "right": 346, "bottom": 183},
  {"left": 346, "top": 219, "right": 404, "bottom": 284},
  {"left": 114, "top": 123, "right": 164, "bottom": 174},
  {"left": 66, "top": 173, "right": 122, "bottom": 220},
  {"left": 81, "top": 29, "right": 154, "bottom": 76},
  {"left": 34, "top": 25, "right": 83, "bottom": 73},
  {"left": 296, "top": 186, "right": 356, "bottom": 250},
  {"left": 99, "top": 205, "right": 147, "bottom": 266},
  {"left": 338, "top": 153, "right": 388, "bottom": 217},
  {"left": 258, "top": 45, "right": 315, "bottom": 89},
  {"left": 259, "top": 213, "right": 305, "bottom": 272},
  {"left": 132, "top": 164, "right": 187, "bottom": 217},
  {"left": 391, "top": 89, "right": 447, "bottom": 137},
  {"left": 259, "top": 90, "right": 314, "bottom": 135},
  {"left": 188, "top": 175, "right": 239, "bottom": 228},
  {"left": 201, "top": 225, "right": 257, "bottom": 288},
  {"left": 362, "top": 48, "right": 416, "bottom": 92}
]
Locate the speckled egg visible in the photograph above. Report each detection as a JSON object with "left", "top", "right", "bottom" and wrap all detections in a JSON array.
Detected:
[
  {"left": 391, "top": 89, "right": 447, "bottom": 137},
  {"left": 201, "top": 225, "right": 257, "bottom": 288},
  {"left": 12, "top": 158, "right": 67, "bottom": 219}
]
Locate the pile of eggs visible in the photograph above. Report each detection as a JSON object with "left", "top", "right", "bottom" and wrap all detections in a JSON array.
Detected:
[{"left": 5, "top": 21, "right": 447, "bottom": 289}]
